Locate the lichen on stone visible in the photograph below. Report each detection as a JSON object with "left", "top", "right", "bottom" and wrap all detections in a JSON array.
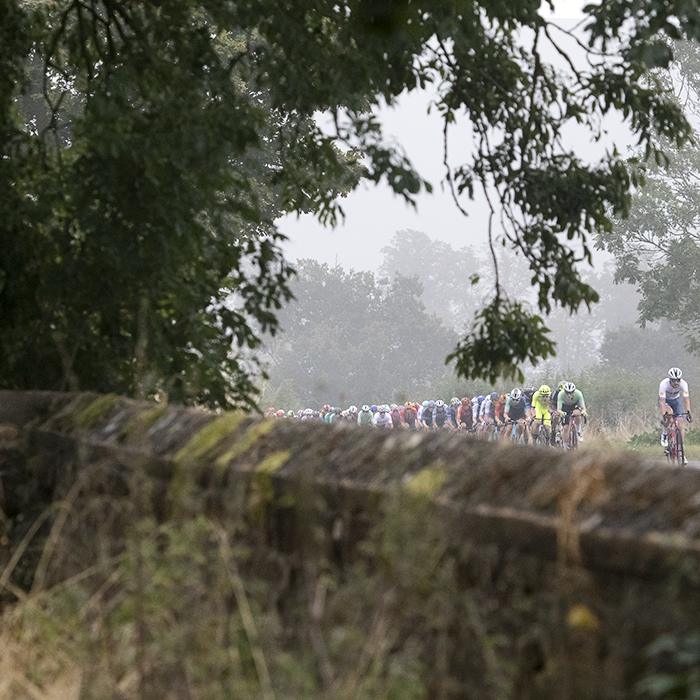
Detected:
[
  {"left": 73, "top": 394, "right": 122, "bottom": 430},
  {"left": 174, "top": 411, "right": 247, "bottom": 467},
  {"left": 119, "top": 403, "right": 170, "bottom": 444},
  {"left": 214, "top": 419, "right": 276, "bottom": 473},
  {"left": 405, "top": 463, "right": 449, "bottom": 499}
]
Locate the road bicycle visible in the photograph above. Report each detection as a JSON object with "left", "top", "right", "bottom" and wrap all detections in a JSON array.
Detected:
[
  {"left": 664, "top": 412, "right": 691, "bottom": 466},
  {"left": 555, "top": 408, "right": 587, "bottom": 451},
  {"left": 507, "top": 419, "right": 528, "bottom": 444},
  {"left": 529, "top": 418, "right": 552, "bottom": 446},
  {"left": 567, "top": 419, "right": 578, "bottom": 450},
  {"left": 550, "top": 422, "right": 563, "bottom": 449}
]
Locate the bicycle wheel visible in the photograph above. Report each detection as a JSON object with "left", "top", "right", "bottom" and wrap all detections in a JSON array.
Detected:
[
  {"left": 569, "top": 425, "right": 578, "bottom": 450},
  {"left": 676, "top": 427, "right": 685, "bottom": 466},
  {"left": 556, "top": 430, "right": 564, "bottom": 449},
  {"left": 667, "top": 430, "right": 676, "bottom": 463}
]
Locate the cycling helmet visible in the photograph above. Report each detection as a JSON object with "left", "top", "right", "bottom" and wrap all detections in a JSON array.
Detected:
[
  {"left": 490, "top": 392, "right": 499, "bottom": 399},
  {"left": 461, "top": 397, "right": 470, "bottom": 404},
  {"left": 563, "top": 382, "right": 576, "bottom": 393},
  {"left": 304, "top": 408, "right": 313, "bottom": 415},
  {"left": 334, "top": 406, "right": 342, "bottom": 414},
  {"left": 361, "top": 405, "right": 370, "bottom": 412},
  {"left": 422, "top": 400, "right": 429, "bottom": 407},
  {"left": 451, "top": 397, "right": 459, "bottom": 404},
  {"left": 669, "top": 367, "right": 683, "bottom": 380},
  {"left": 477, "top": 395, "right": 485, "bottom": 402},
  {"left": 436, "top": 399, "right": 445, "bottom": 407},
  {"left": 511, "top": 388, "right": 522, "bottom": 400},
  {"left": 349, "top": 405, "right": 357, "bottom": 413},
  {"left": 378, "top": 406, "right": 387, "bottom": 413},
  {"left": 371, "top": 405, "right": 377, "bottom": 412},
  {"left": 429, "top": 400, "right": 436, "bottom": 407},
  {"left": 539, "top": 385, "right": 551, "bottom": 395},
  {"left": 558, "top": 382, "right": 566, "bottom": 390},
  {"left": 323, "top": 404, "right": 330, "bottom": 411},
  {"left": 287, "top": 410, "right": 294, "bottom": 417},
  {"left": 276, "top": 409, "right": 284, "bottom": 416}
]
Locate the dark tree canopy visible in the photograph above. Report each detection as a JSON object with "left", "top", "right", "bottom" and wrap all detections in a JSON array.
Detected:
[{"left": 1, "top": 0, "right": 698, "bottom": 405}]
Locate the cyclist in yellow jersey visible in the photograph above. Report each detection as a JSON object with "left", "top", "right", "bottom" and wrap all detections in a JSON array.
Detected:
[{"left": 531, "top": 384, "right": 553, "bottom": 442}]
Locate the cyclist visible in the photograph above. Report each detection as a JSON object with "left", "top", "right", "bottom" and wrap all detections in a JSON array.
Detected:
[
  {"left": 504, "top": 388, "right": 528, "bottom": 443},
  {"left": 494, "top": 394, "right": 507, "bottom": 428},
  {"left": 530, "top": 385, "right": 553, "bottom": 443},
  {"left": 433, "top": 399, "right": 449, "bottom": 430},
  {"left": 480, "top": 392, "right": 500, "bottom": 438},
  {"left": 660, "top": 367, "right": 692, "bottom": 462},
  {"left": 373, "top": 405, "right": 393, "bottom": 429},
  {"left": 448, "top": 397, "right": 461, "bottom": 429},
  {"left": 523, "top": 387, "right": 537, "bottom": 420},
  {"left": 473, "top": 396, "right": 485, "bottom": 433},
  {"left": 549, "top": 382, "right": 565, "bottom": 445},
  {"left": 457, "top": 397, "right": 473, "bottom": 431},
  {"left": 403, "top": 401, "right": 418, "bottom": 429},
  {"left": 357, "top": 405, "right": 374, "bottom": 426},
  {"left": 422, "top": 401, "right": 435, "bottom": 430},
  {"left": 557, "top": 382, "right": 587, "bottom": 449}
]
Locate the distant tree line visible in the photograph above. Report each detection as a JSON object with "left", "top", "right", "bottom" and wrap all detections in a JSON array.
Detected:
[{"left": 262, "top": 230, "right": 698, "bottom": 418}]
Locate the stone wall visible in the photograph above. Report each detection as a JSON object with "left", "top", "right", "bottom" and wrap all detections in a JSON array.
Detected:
[{"left": 1, "top": 391, "right": 700, "bottom": 699}]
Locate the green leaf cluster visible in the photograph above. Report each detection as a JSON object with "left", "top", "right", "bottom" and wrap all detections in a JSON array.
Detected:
[{"left": 447, "top": 299, "right": 556, "bottom": 384}]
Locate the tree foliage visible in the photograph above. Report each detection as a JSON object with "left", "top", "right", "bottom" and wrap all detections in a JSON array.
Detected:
[
  {"left": 597, "top": 40, "right": 700, "bottom": 356},
  {"left": 2, "top": 0, "right": 699, "bottom": 404},
  {"left": 0, "top": 2, "right": 362, "bottom": 408}
]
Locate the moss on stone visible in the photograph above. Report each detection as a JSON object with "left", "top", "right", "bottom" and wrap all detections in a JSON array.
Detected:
[
  {"left": 174, "top": 411, "right": 247, "bottom": 467},
  {"left": 214, "top": 419, "right": 276, "bottom": 473},
  {"left": 119, "top": 403, "right": 170, "bottom": 443},
  {"left": 248, "top": 450, "right": 291, "bottom": 524},
  {"left": 73, "top": 394, "right": 122, "bottom": 430},
  {"left": 256, "top": 449, "right": 291, "bottom": 475},
  {"left": 405, "top": 463, "right": 448, "bottom": 499}
]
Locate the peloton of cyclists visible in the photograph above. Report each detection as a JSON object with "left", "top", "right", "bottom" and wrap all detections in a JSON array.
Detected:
[{"left": 272, "top": 380, "right": 599, "bottom": 447}]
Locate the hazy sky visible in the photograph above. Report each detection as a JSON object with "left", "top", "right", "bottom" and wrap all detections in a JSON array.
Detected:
[{"left": 278, "top": 1, "right": 624, "bottom": 273}]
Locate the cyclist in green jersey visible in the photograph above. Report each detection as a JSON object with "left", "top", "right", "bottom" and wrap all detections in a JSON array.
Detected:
[{"left": 557, "top": 382, "right": 587, "bottom": 448}]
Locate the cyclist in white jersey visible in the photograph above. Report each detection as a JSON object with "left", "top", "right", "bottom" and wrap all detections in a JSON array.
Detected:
[
  {"left": 373, "top": 405, "right": 393, "bottom": 429},
  {"left": 659, "top": 367, "right": 692, "bottom": 458}
]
